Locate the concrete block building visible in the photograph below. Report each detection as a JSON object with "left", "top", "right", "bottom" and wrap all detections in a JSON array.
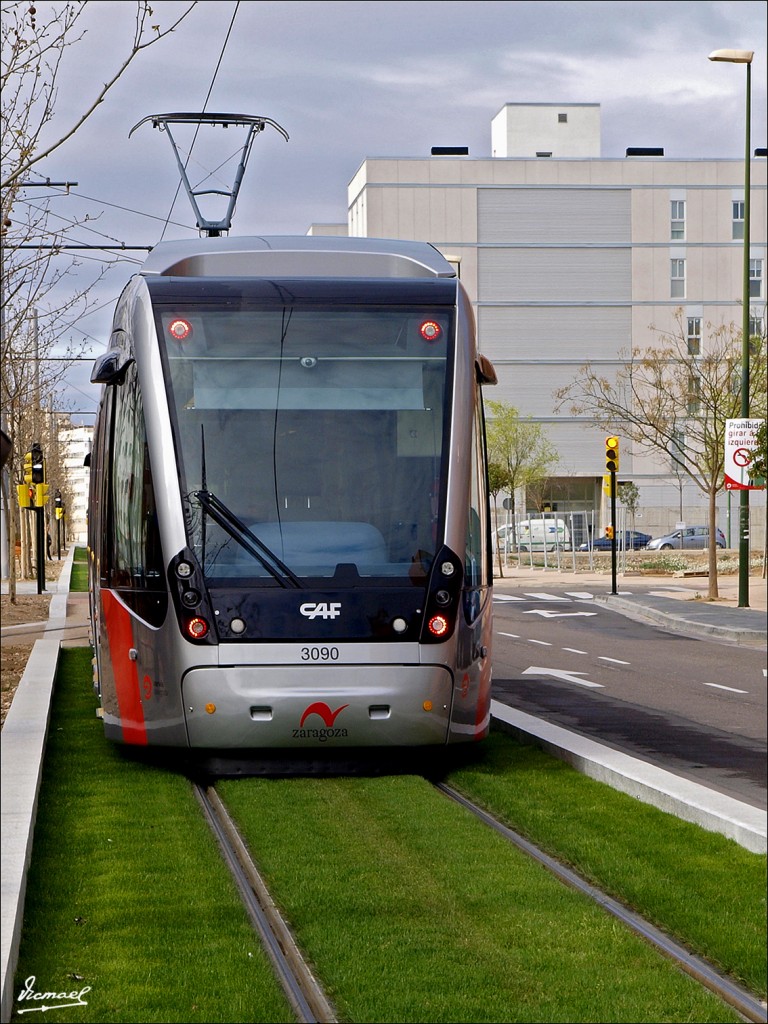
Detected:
[{"left": 336, "top": 103, "right": 767, "bottom": 544}]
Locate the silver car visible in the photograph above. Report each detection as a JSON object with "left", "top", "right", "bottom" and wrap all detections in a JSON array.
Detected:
[{"left": 646, "top": 526, "right": 726, "bottom": 550}]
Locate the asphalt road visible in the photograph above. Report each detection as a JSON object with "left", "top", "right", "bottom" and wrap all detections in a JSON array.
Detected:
[{"left": 490, "top": 584, "right": 767, "bottom": 810}]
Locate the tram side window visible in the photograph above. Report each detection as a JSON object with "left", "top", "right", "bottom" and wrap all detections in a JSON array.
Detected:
[
  {"left": 465, "top": 387, "right": 490, "bottom": 593},
  {"left": 107, "top": 362, "right": 166, "bottom": 622}
]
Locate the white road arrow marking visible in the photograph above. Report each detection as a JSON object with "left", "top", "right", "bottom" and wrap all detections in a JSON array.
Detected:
[
  {"left": 524, "top": 609, "right": 597, "bottom": 618},
  {"left": 522, "top": 667, "right": 604, "bottom": 688}
]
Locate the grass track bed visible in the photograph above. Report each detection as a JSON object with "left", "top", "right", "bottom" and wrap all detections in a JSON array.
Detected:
[
  {"left": 11, "top": 649, "right": 293, "bottom": 1024},
  {"left": 219, "top": 772, "right": 751, "bottom": 1023},
  {"left": 12, "top": 649, "right": 766, "bottom": 1022},
  {"left": 446, "top": 732, "right": 767, "bottom": 997}
]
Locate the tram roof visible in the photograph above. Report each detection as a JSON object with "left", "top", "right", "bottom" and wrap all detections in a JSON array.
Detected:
[{"left": 140, "top": 236, "right": 457, "bottom": 281}]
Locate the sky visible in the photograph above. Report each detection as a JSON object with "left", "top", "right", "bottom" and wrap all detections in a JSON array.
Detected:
[{"left": 8, "top": 0, "right": 767, "bottom": 420}]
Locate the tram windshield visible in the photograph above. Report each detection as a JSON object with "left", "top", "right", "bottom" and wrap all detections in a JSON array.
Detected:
[{"left": 152, "top": 278, "right": 455, "bottom": 585}]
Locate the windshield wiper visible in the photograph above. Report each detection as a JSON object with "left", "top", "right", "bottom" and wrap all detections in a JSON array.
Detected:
[{"left": 195, "top": 489, "right": 303, "bottom": 589}]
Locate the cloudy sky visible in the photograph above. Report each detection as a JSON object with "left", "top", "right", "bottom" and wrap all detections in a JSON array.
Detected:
[{"left": 10, "top": 0, "right": 767, "bottom": 418}]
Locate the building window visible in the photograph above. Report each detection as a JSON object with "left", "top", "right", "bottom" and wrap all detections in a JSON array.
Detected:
[
  {"left": 732, "top": 200, "right": 745, "bottom": 240},
  {"left": 749, "top": 316, "right": 764, "bottom": 342},
  {"left": 687, "top": 375, "right": 701, "bottom": 415},
  {"left": 671, "top": 259, "right": 685, "bottom": 299},
  {"left": 686, "top": 316, "right": 701, "bottom": 355},
  {"left": 670, "top": 200, "right": 685, "bottom": 240},
  {"left": 749, "top": 259, "right": 763, "bottom": 299},
  {"left": 558, "top": 113, "right": 568, "bottom": 123},
  {"left": 670, "top": 429, "right": 686, "bottom": 469}
]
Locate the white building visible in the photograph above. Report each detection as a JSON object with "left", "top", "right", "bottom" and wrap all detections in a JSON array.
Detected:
[
  {"left": 338, "top": 103, "right": 767, "bottom": 544},
  {"left": 58, "top": 422, "right": 92, "bottom": 541}
]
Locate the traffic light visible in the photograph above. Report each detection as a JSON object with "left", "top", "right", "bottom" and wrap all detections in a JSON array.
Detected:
[
  {"left": 31, "top": 443, "right": 45, "bottom": 484},
  {"left": 605, "top": 435, "right": 619, "bottom": 473},
  {"left": 605, "top": 525, "right": 614, "bottom": 540},
  {"left": 35, "top": 482, "right": 49, "bottom": 506},
  {"left": 23, "top": 451, "right": 33, "bottom": 483},
  {"left": 602, "top": 474, "right": 613, "bottom": 497},
  {"left": 17, "top": 484, "right": 32, "bottom": 508},
  {"left": 55, "top": 491, "right": 64, "bottom": 520}
]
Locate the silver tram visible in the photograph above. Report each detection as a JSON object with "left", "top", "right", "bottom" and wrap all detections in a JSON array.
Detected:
[{"left": 87, "top": 236, "right": 496, "bottom": 751}]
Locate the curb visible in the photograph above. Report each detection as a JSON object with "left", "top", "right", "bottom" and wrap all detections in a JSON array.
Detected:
[
  {"left": 492, "top": 702, "right": 767, "bottom": 855},
  {"left": 594, "top": 593, "right": 768, "bottom": 644},
  {"left": 1, "top": 549, "right": 74, "bottom": 1024}
]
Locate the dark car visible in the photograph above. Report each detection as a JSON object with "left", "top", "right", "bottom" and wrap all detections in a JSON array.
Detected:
[{"left": 578, "top": 529, "right": 652, "bottom": 552}]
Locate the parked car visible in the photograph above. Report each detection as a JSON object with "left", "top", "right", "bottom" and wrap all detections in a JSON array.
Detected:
[
  {"left": 578, "top": 530, "right": 652, "bottom": 552},
  {"left": 646, "top": 526, "right": 726, "bottom": 551}
]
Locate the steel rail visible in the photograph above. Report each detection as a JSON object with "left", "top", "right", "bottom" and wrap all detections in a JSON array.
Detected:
[
  {"left": 193, "top": 783, "right": 337, "bottom": 1024},
  {"left": 436, "top": 782, "right": 767, "bottom": 1024}
]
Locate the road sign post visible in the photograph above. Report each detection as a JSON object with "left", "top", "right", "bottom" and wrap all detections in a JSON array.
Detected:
[{"left": 724, "top": 418, "right": 765, "bottom": 608}]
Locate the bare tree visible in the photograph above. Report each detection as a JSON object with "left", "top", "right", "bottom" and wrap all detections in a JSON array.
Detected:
[
  {"left": 1, "top": 1, "right": 197, "bottom": 598},
  {"left": 1, "top": 1, "right": 198, "bottom": 191},
  {"left": 554, "top": 312, "right": 767, "bottom": 599}
]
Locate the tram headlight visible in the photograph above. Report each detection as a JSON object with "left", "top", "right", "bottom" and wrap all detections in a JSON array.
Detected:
[
  {"left": 419, "top": 320, "right": 443, "bottom": 343},
  {"left": 168, "top": 318, "right": 192, "bottom": 342},
  {"left": 186, "top": 617, "right": 209, "bottom": 640},
  {"left": 427, "top": 614, "right": 449, "bottom": 637}
]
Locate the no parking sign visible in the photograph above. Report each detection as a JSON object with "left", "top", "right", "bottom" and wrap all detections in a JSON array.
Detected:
[{"left": 724, "top": 418, "right": 765, "bottom": 490}]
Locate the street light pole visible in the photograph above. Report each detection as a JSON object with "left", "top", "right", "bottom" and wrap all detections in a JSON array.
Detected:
[{"left": 709, "top": 48, "right": 753, "bottom": 608}]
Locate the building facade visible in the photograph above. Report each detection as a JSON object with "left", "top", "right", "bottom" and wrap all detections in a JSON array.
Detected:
[
  {"left": 58, "top": 422, "right": 92, "bottom": 542},
  {"left": 342, "top": 103, "right": 767, "bottom": 544}
]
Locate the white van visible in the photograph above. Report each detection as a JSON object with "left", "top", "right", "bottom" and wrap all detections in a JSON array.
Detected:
[{"left": 517, "top": 517, "right": 571, "bottom": 552}]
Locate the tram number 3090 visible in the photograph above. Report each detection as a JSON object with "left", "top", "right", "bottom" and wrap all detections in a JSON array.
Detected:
[{"left": 300, "top": 646, "right": 341, "bottom": 662}]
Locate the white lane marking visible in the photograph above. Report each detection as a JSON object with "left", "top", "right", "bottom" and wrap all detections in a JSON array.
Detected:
[
  {"left": 565, "top": 591, "right": 595, "bottom": 599},
  {"left": 523, "top": 592, "right": 570, "bottom": 601},
  {"left": 498, "top": 632, "right": 520, "bottom": 639},
  {"left": 524, "top": 609, "right": 597, "bottom": 618},
  {"left": 522, "top": 666, "right": 604, "bottom": 689},
  {"left": 704, "top": 683, "right": 749, "bottom": 694},
  {"left": 562, "top": 647, "right": 588, "bottom": 654},
  {"left": 494, "top": 594, "right": 524, "bottom": 602},
  {"left": 598, "top": 656, "right": 631, "bottom": 665},
  {"left": 528, "top": 639, "right": 552, "bottom": 646}
]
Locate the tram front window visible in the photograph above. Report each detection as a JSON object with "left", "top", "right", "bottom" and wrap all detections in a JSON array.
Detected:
[{"left": 156, "top": 282, "right": 453, "bottom": 585}]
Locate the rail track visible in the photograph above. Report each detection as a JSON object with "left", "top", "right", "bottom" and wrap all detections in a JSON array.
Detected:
[
  {"left": 197, "top": 772, "right": 767, "bottom": 1024},
  {"left": 193, "top": 783, "right": 337, "bottom": 1024},
  {"left": 436, "top": 783, "right": 767, "bottom": 1024}
]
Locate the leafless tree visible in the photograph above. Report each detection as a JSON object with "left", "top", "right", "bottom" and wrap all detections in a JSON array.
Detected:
[
  {"left": 1, "top": 1, "right": 197, "bottom": 598},
  {"left": 554, "top": 312, "right": 767, "bottom": 599}
]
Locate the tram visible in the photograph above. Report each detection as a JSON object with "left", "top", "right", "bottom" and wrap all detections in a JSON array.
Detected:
[{"left": 87, "top": 235, "right": 496, "bottom": 751}]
